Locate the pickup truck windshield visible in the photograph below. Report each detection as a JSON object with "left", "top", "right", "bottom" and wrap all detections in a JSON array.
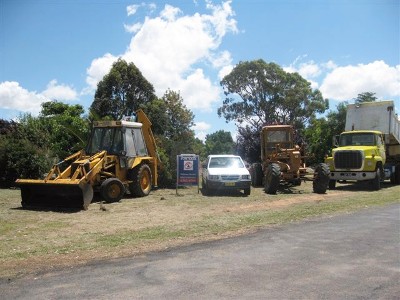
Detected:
[
  {"left": 209, "top": 157, "right": 244, "bottom": 168},
  {"left": 339, "top": 133, "right": 375, "bottom": 146}
]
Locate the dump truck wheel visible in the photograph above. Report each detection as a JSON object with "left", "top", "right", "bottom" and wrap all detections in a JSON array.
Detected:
[
  {"left": 129, "top": 164, "right": 152, "bottom": 197},
  {"left": 371, "top": 168, "right": 381, "bottom": 191},
  {"left": 313, "top": 163, "right": 330, "bottom": 194},
  {"left": 395, "top": 165, "right": 400, "bottom": 185},
  {"left": 264, "top": 163, "right": 280, "bottom": 194},
  {"left": 100, "top": 178, "right": 125, "bottom": 202}
]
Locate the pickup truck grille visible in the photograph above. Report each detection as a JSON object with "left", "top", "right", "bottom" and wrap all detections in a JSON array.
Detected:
[
  {"left": 334, "top": 150, "right": 363, "bottom": 169},
  {"left": 221, "top": 175, "right": 240, "bottom": 181}
]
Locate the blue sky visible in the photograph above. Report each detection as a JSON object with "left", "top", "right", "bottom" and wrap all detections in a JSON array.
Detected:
[{"left": 1, "top": 0, "right": 399, "bottom": 140}]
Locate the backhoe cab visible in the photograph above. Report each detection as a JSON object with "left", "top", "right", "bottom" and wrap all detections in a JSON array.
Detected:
[{"left": 16, "top": 110, "right": 160, "bottom": 210}]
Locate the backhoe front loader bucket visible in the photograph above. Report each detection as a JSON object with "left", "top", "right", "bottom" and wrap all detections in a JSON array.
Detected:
[{"left": 17, "top": 180, "right": 94, "bottom": 210}]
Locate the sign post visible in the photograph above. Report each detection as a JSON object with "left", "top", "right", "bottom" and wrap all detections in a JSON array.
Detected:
[{"left": 176, "top": 154, "right": 199, "bottom": 194}]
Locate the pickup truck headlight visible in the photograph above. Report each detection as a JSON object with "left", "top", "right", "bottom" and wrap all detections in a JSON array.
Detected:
[
  {"left": 209, "top": 175, "right": 219, "bottom": 180},
  {"left": 242, "top": 175, "right": 250, "bottom": 180}
]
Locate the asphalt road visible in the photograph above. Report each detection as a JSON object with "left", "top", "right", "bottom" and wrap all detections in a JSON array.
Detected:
[{"left": 2, "top": 204, "right": 399, "bottom": 299}]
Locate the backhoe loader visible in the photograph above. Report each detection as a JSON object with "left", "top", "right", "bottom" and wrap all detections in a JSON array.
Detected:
[{"left": 16, "top": 110, "right": 160, "bottom": 210}]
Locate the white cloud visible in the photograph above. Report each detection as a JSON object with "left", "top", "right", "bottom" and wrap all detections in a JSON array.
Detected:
[
  {"left": 87, "top": 1, "right": 238, "bottom": 111},
  {"left": 192, "top": 121, "right": 212, "bottom": 141},
  {"left": 179, "top": 69, "right": 220, "bottom": 110},
  {"left": 0, "top": 81, "right": 48, "bottom": 115},
  {"left": 320, "top": 60, "right": 400, "bottom": 101},
  {"left": 160, "top": 4, "right": 181, "bottom": 21},
  {"left": 192, "top": 121, "right": 211, "bottom": 131},
  {"left": 42, "top": 79, "right": 78, "bottom": 101},
  {"left": 84, "top": 53, "right": 117, "bottom": 93},
  {"left": 124, "top": 22, "right": 142, "bottom": 33},
  {"left": 127, "top": 4, "right": 140, "bottom": 16}
]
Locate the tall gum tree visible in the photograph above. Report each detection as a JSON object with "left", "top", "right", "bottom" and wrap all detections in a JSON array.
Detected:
[
  {"left": 90, "top": 59, "right": 157, "bottom": 120},
  {"left": 218, "top": 59, "right": 329, "bottom": 162}
]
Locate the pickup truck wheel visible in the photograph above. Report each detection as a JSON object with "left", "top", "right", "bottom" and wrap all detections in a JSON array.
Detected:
[
  {"left": 244, "top": 187, "right": 251, "bottom": 196},
  {"left": 313, "top": 163, "right": 330, "bottom": 194},
  {"left": 100, "top": 178, "right": 125, "bottom": 202},
  {"left": 371, "top": 168, "right": 381, "bottom": 191},
  {"left": 328, "top": 180, "right": 336, "bottom": 190},
  {"left": 129, "top": 164, "right": 152, "bottom": 197},
  {"left": 202, "top": 178, "right": 209, "bottom": 195},
  {"left": 264, "top": 163, "right": 280, "bottom": 194}
]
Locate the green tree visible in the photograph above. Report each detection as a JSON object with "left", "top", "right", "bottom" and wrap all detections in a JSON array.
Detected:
[
  {"left": 0, "top": 118, "right": 52, "bottom": 187},
  {"left": 219, "top": 60, "right": 328, "bottom": 128},
  {"left": 90, "top": 59, "right": 157, "bottom": 119},
  {"left": 144, "top": 90, "right": 200, "bottom": 187},
  {"left": 204, "top": 130, "right": 234, "bottom": 156},
  {"left": 218, "top": 59, "right": 328, "bottom": 162},
  {"left": 39, "top": 101, "right": 90, "bottom": 158},
  {"left": 304, "top": 101, "right": 347, "bottom": 165},
  {"left": 355, "top": 92, "right": 377, "bottom": 104}
]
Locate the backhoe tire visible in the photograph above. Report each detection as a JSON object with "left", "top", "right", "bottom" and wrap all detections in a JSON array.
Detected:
[
  {"left": 313, "top": 163, "right": 330, "bottom": 194},
  {"left": 264, "top": 163, "right": 280, "bottom": 194},
  {"left": 100, "top": 178, "right": 125, "bottom": 202},
  {"left": 129, "top": 164, "right": 152, "bottom": 197}
]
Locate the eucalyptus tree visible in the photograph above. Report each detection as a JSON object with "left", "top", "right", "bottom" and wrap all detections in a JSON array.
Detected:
[
  {"left": 90, "top": 59, "right": 157, "bottom": 119},
  {"left": 218, "top": 59, "right": 328, "bottom": 161}
]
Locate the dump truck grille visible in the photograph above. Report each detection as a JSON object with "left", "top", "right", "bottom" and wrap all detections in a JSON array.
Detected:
[{"left": 334, "top": 150, "right": 363, "bottom": 169}]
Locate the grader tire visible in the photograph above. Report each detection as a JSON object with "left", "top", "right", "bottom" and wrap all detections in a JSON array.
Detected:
[
  {"left": 313, "top": 163, "right": 330, "bottom": 194},
  {"left": 264, "top": 163, "right": 280, "bottom": 194},
  {"left": 129, "top": 164, "right": 152, "bottom": 197}
]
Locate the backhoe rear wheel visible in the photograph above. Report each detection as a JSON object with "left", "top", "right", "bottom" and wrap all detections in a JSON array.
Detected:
[
  {"left": 100, "top": 178, "right": 125, "bottom": 202},
  {"left": 129, "top": 164, "right": 152, "bottom": 197},
  {"left": 264, "top": 163, "right": 280, "bottom": 194}
]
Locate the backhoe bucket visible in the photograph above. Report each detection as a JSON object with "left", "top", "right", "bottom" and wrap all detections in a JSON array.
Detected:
[{"left": 17, "top": 180, "right": 93, "bottom": 210}]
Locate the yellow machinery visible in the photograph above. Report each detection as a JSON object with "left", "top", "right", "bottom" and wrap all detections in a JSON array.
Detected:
[
  {"left": 16, "top": 110, "right": 160, "bottom": 210},
  {"left": 251, "top": 125, "right": 329, "bottom": 194}
]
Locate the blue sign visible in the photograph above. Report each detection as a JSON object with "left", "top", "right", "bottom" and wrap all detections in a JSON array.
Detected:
[{"left": 177, "top": 154, "right": 199, "bottom": 186}]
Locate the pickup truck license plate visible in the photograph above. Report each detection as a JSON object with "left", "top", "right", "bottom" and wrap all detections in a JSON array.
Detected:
[{"left": 225, "top": 182, "right": 235, "bottom": 186}]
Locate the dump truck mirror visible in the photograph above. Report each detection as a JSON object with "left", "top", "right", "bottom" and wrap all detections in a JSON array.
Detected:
[{"left": 332, "top": 135, "right": 339, "bottom": 147}]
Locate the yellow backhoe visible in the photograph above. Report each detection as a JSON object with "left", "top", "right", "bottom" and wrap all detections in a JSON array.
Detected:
[{"left": 16, "top": 110, "right": 160, "bottom": 210}]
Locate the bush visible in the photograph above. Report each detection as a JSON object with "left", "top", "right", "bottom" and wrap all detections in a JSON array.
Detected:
[{"left": 0, "top": 137, "right": 52, "bottom": 187}]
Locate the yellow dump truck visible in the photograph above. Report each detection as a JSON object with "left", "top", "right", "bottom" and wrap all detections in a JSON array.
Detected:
[
  {"left": 325, "top": 100, "right": 400, "bottom": 190},
  {"left": 16, "top": 110, "right": 160, "bottom": 210}
]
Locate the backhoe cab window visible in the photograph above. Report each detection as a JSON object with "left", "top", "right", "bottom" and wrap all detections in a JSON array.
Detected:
[
  {"left": 124, "top": 127, "right": 148, "bottom": 157},
  {"left": 87, "top": 127, "right": 124, "bottom": 155}
]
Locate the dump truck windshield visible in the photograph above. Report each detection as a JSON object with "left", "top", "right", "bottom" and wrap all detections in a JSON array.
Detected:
[
  {"left": 86, "top": 127, "right": 124, "bottom": 155},
  {"left": 339, "top": 133, "right": 376, "bottom": 146}
]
